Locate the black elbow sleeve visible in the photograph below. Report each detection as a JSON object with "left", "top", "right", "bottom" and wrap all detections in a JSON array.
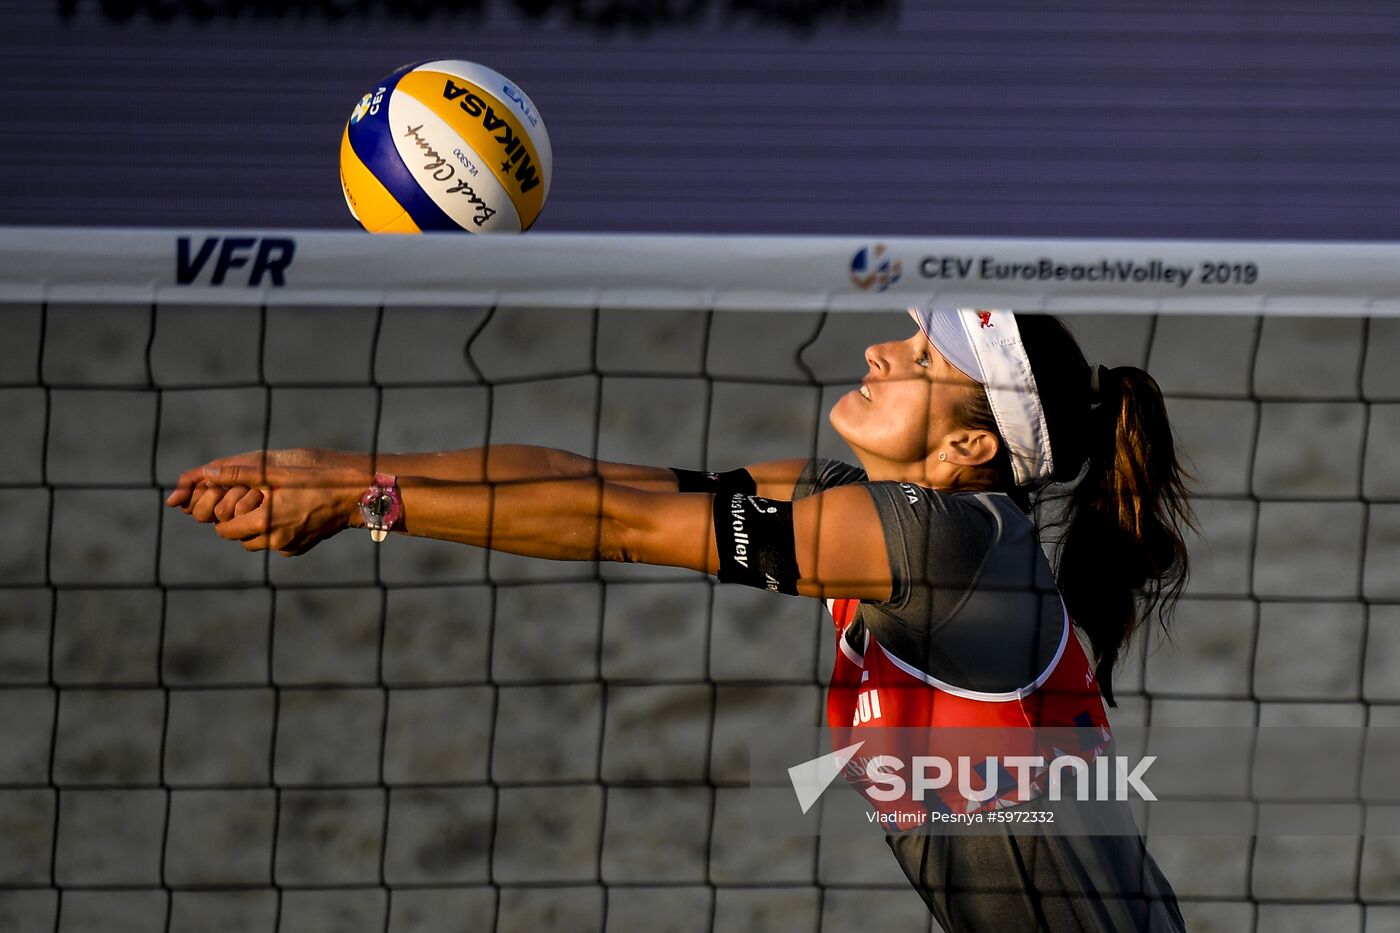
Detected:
[{"left": 712, "top": 492, "right": 800, "bottom": 595}]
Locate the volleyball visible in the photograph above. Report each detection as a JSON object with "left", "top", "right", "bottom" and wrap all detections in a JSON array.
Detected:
[{"left": 339, "top": 60, "right": 552, "bottom": 234}]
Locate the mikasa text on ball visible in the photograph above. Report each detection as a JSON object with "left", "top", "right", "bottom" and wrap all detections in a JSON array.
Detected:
[{"left": 340, "top": 60, "right": 552, "bottom": 234}]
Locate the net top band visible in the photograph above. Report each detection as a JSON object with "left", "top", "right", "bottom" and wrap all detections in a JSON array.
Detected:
[{"left": 4, "top": 228, "right": 1400, "bottom": 315}]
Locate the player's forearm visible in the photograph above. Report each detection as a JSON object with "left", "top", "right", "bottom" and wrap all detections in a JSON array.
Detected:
[
  {"left": 316, "top": 445, "right": 679, "bottom": 490},
  {"left": 381, "top": 476, "right": 708, "bottom": 568}
]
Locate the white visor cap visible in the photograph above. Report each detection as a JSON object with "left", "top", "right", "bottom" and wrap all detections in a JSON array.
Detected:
[{"left": 907, "top": 307, "right": 1054, "bottom": 487}]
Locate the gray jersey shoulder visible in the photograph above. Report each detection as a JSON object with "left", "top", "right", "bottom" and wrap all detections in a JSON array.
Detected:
[{"left": 796, "top": 458, "right": 1065, "bottom": 694}]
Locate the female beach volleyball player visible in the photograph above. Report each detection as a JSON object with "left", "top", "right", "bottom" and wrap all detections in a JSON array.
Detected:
[{"left": 168, "top": 309, "right": 1191, "bottom": 932}]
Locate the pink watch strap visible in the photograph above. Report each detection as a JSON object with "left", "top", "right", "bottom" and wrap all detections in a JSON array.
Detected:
[{"left": 359, "top": 472, "right": 403, "bottom": 542}]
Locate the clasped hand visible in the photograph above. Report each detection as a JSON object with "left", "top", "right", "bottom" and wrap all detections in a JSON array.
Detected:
[{"left": 166, "top": 449, "right": 368, "bottom": 555}]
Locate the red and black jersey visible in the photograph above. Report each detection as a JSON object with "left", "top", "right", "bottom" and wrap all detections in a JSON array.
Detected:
[
  {"left": 792, "top": 459, "right": 1110, "bottom": 825},
  {"left": 791, "top": 459, "right": 1182, "bottom": 931},
  {"left": 825, "top": 596, "right": 1110, "bottom": 823}
]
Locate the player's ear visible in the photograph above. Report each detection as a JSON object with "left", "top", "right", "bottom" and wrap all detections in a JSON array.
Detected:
[{"left": 944, "top": 428, "right": 999, "bottom": 467}]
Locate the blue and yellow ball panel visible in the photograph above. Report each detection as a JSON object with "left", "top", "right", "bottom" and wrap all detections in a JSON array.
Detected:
[
  {"left": 343, "top": 64, "right": 459, "bottom": 233},
  {"left": 339, "top": 128, "right": 420, "bottom": 233}
]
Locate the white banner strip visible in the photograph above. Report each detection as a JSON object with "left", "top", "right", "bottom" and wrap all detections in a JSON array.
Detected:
[{"left": 1, "top": 227, "right": 1398, "bottom": 315}]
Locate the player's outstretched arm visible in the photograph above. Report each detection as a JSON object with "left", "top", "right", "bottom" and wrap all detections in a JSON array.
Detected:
[
  {"left": 167, "top": 446, "right": 680, "bottom": 522},
  {"left": 167, "top": 448, "right": 815, "bottom": 523},
  {"left": 183, "top": 462, "right": 892, "bottom": 601}
]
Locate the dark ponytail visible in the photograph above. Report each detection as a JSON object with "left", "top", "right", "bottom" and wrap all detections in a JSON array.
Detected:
[
  {"left": 1054, "top": 362, "right": 1194, "bottom": 706},
  {"left": 954, "top": 316, "right": 1194, "bottom": 706}
]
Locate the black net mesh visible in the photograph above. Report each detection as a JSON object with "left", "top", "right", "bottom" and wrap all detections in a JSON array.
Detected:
[{"left": 2, "top": 300, "right": 1398, "bottom": 933}]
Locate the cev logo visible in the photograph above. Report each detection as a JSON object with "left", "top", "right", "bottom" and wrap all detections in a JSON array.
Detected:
[
  {"left": 850, "top": 244, "right": 903, "bottom": 292},
  {"left": 350, "top": 93, "right": 374, "bottom": 124}
]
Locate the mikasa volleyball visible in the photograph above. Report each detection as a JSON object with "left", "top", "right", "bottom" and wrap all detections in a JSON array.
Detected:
[{"left": 339, "top": 60, "right": 552, "bottom": 234}]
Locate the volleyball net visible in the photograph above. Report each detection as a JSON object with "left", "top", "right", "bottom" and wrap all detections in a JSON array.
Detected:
[{"left": 2, "top": 228, "right": 1399, "bottom": 933}]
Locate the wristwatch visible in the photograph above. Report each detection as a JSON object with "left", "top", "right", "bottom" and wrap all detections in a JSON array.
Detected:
[{"left": 358, "top": 473, "right": 403, "bottom": 543}]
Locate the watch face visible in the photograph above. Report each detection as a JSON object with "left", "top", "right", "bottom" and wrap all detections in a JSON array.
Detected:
[
  {"left": 360, "top": 479, "right": 400, "bottom": 540},
  {"left": 366, "top": 493, "right": 394, "bottom": 521}
]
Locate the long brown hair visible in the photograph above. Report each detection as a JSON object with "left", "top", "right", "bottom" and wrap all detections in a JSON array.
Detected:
[{"left": 954, "top": 315, "right": 1194, "bottom": 706}]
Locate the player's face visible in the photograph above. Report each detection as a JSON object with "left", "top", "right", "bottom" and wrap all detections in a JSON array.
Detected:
[{"left": 829, "top": 331, "right": 979, "bottom": 468}]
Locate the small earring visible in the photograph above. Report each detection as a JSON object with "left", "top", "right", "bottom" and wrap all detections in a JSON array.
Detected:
[{"left": 938, "top": 452, "right": 947, "bottom": 462}]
